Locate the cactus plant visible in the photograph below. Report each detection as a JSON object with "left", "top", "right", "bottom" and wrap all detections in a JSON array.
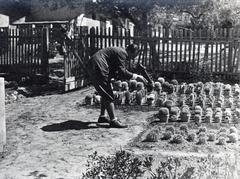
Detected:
[
  {"left": 164, "top": 100, "right": 175, "bottom": 109},
  {"left": 179, "top": 124, "right": 188, "bottom": 134},
  {"left": 218, "top": 136, "right": 226, "bottom": 145},
  {"left": 187, "top": 133, "right": 196, "bottom": 142},
  {"left": 194, "top": 114, "right": 202, "bottom": 123},
  {"left": 157, "top": 77, "right": 165, "bottom": 84},
  {"left": 158, "top": 107, "right": 170, "bottom": 122},
  {"left": 144, "top": 130, "right": 159, "bottom": 142},
  {"left": 85, "top": 94, "right": 93, "bottom": 105},
  {"left": 230, "top": 127, "right": 238, "bottom": 134},
  {"left": 121, "top": 81, "right": 129, "bottom": 91},
  {"left": 165, "top": 126, "right": 175, "bottom": 134},
  {"left": 162, "top": 131, "right": 172, "bottom": 140},
  {"left": 208, "top": 133, "right": 216, "bottom": 142},
  {"left": 228, "top": 133, "right": 238, "bottom": 143},
  {"left": 198, "top": 136, "right": 207, "bottom": 145},
  {"left": 171, "top": 134, "right": 184, "bottom": 144},
  {"left": 198, "top": 126, "right": 207, "bottom": 133},
  {"left": 154, "top": 82, "right": 162, "bottom": 92},
  {"left": 129, "top": 80, "right": 138, "bottom": 92},
  {"left": 94, "top": 95, "right": 101, "bottom": 105}
]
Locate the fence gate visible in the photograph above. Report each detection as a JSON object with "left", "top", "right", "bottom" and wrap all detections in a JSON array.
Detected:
[{"left": 64, "top": 27, "right": 89, "bottom": 92}]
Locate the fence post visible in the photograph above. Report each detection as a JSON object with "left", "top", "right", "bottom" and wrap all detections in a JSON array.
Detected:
[
  {"left": 90, "top": 27, "right": 96, "bottom": 56},
  {"left": 41, "top": 27, "right": 49, "bottom": 82},
  {"left": 0, "top": 78, "right": 6, "bottom": 152}
]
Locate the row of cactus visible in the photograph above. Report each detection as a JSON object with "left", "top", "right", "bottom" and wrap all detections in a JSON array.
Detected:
[
  {"left": 84, "top": 77, "right": 240, "bottom": 106},
  {"left": 157, "top": 105, "right": 240, "bottom": 124},
  {"left": 143, "top": 125, "right": 239, "bottom": 145}
]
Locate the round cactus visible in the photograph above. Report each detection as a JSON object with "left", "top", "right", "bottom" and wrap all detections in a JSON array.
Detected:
[
  {"left": 157, "top": 77, "right": 165, "bottom": 84},
  {"left": 124, "top": 91, "right": 131, "bottom": 105},
  {"left": 219, "top": 127, "right": 227, "bottom": 133},
  {"left": 187, "top": 133, "right": 196, "bottom": 142},
  {"left": 170, "top": 107, "right": 180, "bottom": 116},
  {"left": 136, "top": 91, "right": 144, "bottom": 105},
  {"left": 164, "top": 100, "right": 175, "bottom": 109},
  {"left": 205, "top": 114, "right": 213, "bottom": 123},
  {"left": 158, "top": 108, "right": 170, "bottom": 122},
  {"left": 155, "top": 97, "right": 166, "bottom": 107},
  {"left": 169, "top": 115, "right": 179, "bottom": 122},
  {"left": 180, "top": 124, "right": 188, "bottom": 134},
  {"left": 230, "top": 127, "right": 238, "bottom": 134},
  {"left": 165, "top": 126, "right": 175, "bottom": 134},
  {"left": 129, "top": 80, "right": 138, "bottom": 91},
  {"left": 219, "top": 132, "right": 227, "bottom": 138},
  {"left": 194, "top": 114, "right": 202, "bottom": 123},
  {"left": 137, "top": 82, "right": 144, "bottom": 91},
  {"left": 94, "top": 95, "right": 101, "bottom": 105},
  {"left": 208, "top": 133, "right": 216, "bottom": 142},
  {"left": 154, "top": 82, "right": 162, "bottom": 92},
  {"left": 228, "top": 133, "right": 238, "bottom": 143},
  {"left": 113, "top": 80, "right": 122, "bottom": 91},
  {"left": 85, "top": 94, "right": 93, "bottom": 105},
  {"left": 198, "top": 136, "right": 207, "bottom": 145},
  {"left": 218, "top": 136, "right": 226, "bottom": 145},
  {"left": 121, "top": 81, "right": 129, "bottom": 91},
  {"left": 198, "top": 126, "right": 207, "bottom": 133},
  {"left": 171, "top": 134, "right": 184, "bottom": 144},
  {"left": 214, "top": 114, "right": 222, "bottom": 123},
  {"left": 162, "top": 131, "right": 172, "bottom": 140},
  {"left": 144, "top": 130, "right": 159, "bottom": 142},
  {"left": 171, "top": 79, "right": 178, "bottom": 85}
]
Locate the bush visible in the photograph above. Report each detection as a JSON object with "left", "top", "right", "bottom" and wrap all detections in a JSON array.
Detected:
[
  {"left": 218, "top": 137, "right": 226, "bottom": 145},
  {"left": 187, "top": 133, "right": 196, "bottom": 142},
  {"left": 82, "top": 150, "right": 152, "bottom": 179},
  {"left": 229, "top": 127, "right": 238, "bottom": 134},
  {"left": 165, "top": 126, "right": 175, "bottom": 134},
  {"left": 198, "top": 136, "right": 207, "bottom": 145},
  {"left": 162, "top": 131, "right": 172, "bottom": 140},
  {"left": 171, "top": 134, "right": 184, "bottom": 144},
  {"left": 208, "top": 133, "right": 216, "bottom": 142}
]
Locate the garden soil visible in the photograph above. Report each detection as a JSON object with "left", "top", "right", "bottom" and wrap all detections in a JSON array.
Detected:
[{"left": 0, "top": 87, "right": 239, "bottom": 179}]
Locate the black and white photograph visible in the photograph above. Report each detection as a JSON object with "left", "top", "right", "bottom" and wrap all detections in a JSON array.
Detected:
[{"left": 0, "top": 0, "right": 240, "bottom": 178}]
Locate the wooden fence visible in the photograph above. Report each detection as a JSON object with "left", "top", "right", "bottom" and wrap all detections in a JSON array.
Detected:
[
  {"left": 0, "top": 27, "right": 49, "bottom": 81},
  {"left": 71, "top": 26, "right": 240, "bottom": 81}
]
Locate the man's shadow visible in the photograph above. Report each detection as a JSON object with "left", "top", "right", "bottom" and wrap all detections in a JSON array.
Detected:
[{"left": 41, "top": 120, "right": 109, "bottom": 132}]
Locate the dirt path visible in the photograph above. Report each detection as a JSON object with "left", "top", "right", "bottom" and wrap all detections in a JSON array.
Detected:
[
  {"left": 0, "top": 87, "right": 239, "bottom": 179},
  {"left": 0, "top": 87, "right": 154, "bottom": 179}
]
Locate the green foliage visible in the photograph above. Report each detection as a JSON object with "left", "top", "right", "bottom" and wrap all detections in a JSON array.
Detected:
[
  {"left": 83, "top": 151, "right": 238, "bottom": 179},
  {"left": 82, "top": 150, "right": 153, "bottom": 179}
]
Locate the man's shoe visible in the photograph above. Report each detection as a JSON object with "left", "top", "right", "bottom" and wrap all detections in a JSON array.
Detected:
[
  {"left": 98, "top": 116, "right": 110, "bottom": 123},
  {"left": 109, "top": 119, "right": 128, "bottom": 128}
]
